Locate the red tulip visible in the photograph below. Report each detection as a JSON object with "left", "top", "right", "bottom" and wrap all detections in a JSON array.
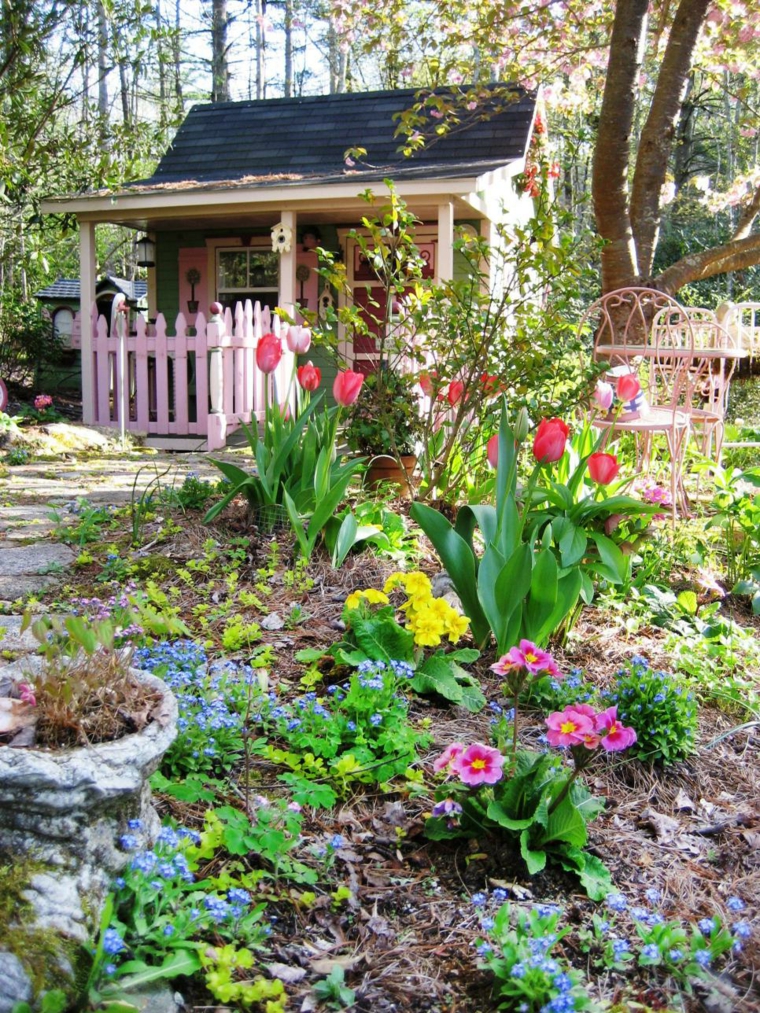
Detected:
[
  {"left": 333, "top": 369, "right": 364, "bottom": 406},
  {"left": 286, "top": 325, "right": 311, "bottom": 354},
  {"left": 447, "top": 380, "right": 465, "bottom": 406},
  {"left": 587, "top": 451, "right": 620, "bottom": 485},
  {"left": 481, "top": 372, "right": 499, "bottom": 396},
  {"left": 532, "top": 418, "right": 569, "bottom": 463},
  {"left": 256, "top": 332, "right": 282, "bottom": 374},
  {"left": 297, "top": 361, "right": 321, "bottom": 391},
  {"left": 487, "top": 434, "right": 499, "bottom": 469},
  {"left": 419, "top": 371, "right": 436, "bottom": 396},
  {"left": 616, "top": 372, "right": 641, "bottom": 403}
]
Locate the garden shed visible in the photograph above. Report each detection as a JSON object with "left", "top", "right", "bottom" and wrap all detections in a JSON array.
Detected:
[{"left": 41, "top": 87, "right": 540, "bottom": 448}]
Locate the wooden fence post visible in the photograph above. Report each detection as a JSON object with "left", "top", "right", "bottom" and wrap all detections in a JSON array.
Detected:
[{"left": 206, "top": 302, "right": 227, "bottom": 450}]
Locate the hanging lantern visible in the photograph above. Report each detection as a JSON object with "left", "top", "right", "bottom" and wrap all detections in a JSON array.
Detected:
[{"left": 134, "top": 234, "right": 156, "bottom": 268}]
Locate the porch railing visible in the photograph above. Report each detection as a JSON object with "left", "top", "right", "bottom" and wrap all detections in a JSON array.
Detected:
[{"left": 71, "top": 300, "right": 294, "bottom": 449}]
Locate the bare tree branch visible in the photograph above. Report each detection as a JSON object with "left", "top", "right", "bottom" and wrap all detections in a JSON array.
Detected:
[
  {"left": 655, "top": 232, "right": 760, "bottom": 293},
  {"left": 732, "top": 183, "right": 760, "bottom": 242}
]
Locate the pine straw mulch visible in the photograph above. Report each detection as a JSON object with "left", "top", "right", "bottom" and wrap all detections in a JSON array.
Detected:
[
  {"left": 152, "top": 536, "right": 759, "bottom": 1013},
  {"left": 29, "top": 504, "right": 760, "bottom": 1011}
]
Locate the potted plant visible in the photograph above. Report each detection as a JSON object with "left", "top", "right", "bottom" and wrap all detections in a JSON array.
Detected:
[
  {"left": 185, "top": 267, "right": 201, "bottom": 314},
  {"left": 0, "top": 616, "right": 177, "bottom": 1010},
  {"left": 343, "top": 367, "right": 423, "bottom": 494}
]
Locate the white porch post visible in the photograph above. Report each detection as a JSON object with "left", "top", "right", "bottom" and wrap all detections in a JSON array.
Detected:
[
  {"left": 279, "top": 210, "right": 297, "bottom": 315},
  {"left": 277, "top": 210, "right": 297, "bottom": 410},
  {"left": 437, "top": 202, "right": 454, "bottom": 281},
  {"left": 79, "top": 218, "right": 97, "bottom": 424}
]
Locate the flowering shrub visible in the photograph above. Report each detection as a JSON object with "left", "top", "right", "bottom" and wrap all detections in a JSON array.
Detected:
[
  {"left": 252, "top": 658, "right": 427, "bottom": 785},
  {"left": 100, "top": 821, "right": 285, "bottom": 1008},
  {"left": 135, "top": 641, "right": 267, "bottom": 777},
  {"left": 298, "top": 570, "right": 484, "bottom": 711},
  {"left": 427, "top": 737, "right": 612, "bottom": 898},
  {"left": 475, "top": 900, "right": 592, "bottom": 1011},
  {"left": 601, "top": 656, "right": 697, "bottom": 764},
  {"left": 473, "top": 888, "right": 743, "bottom": 1011}
]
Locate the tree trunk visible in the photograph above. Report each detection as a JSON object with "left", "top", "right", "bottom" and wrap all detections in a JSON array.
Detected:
[
  {"left": 172, "top": 0, "right": 183, "bottom": 109},
  {"left": 629, "top": 0, "right": 711, "bottom": 278},
  {"left": 211, "top": 0, "right": 230, "bottom": 102},
  {"left": 592, "top": 0, "right": 649, "bottom": 293},
  {"left": 283, "top": 0, "right": 293, "bottom": 97},
  {"left": 96, "top": 0, "right": 109, "bottom": 136}
]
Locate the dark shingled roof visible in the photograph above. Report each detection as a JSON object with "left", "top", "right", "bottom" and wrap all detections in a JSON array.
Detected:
[
  {"left": 36, "top": 277, "right": 148, "bottom": 302},
  {"left": 139, "top": 87, "right": 536, "bottom": 188}
]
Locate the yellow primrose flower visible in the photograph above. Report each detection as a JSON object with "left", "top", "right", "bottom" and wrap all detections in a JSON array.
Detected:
[
  {"left": 444, "top": 611, "right": 470, "bottom": 643},
  {"left": 404, "top": 571, "right": 432, "bottom": 597},
  {"left": 344, "top": 588, "right": 389, "bottom": 610},
  {"left": 427, "top": 597, "right": 452, "bottom": 620},
  {"left": 411, "top": 615, "right": 444, "bottom": 647},
  {"left": 383, "top": 572, "right": 406, "bottom": 594}
]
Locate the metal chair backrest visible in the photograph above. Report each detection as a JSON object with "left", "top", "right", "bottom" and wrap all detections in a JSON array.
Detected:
[{"left": 577, "top": 287, "right": 686, "bottom": 355}]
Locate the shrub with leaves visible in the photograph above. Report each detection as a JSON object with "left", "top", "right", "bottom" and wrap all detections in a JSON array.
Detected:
[{"left": 600, "top": 656, "right": 697, "bottom": 764}]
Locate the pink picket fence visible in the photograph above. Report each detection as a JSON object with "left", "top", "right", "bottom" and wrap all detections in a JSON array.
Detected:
[{"left": 72, "top": 301, "right": 294, "bottom": 449}]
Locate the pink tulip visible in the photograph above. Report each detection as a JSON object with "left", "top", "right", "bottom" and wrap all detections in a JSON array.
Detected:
[
  {"left": 297, "top": 361, "right": 321, "bottom": 391},
  {"left": 256, "top": 332, "right": 283, "bottom": 374},
  {"left": 594, "top": 706, "right": 637, "bottom": 751},
  {"left": 532, "top": 418, "right": 569, "bottom": 463},
  {"left": 333, "top": 369, "right": 365, "bottom": 406},
  {"left": 487, "top": 434, "right": 499, "bottom": 469},
  {"left": 286, "top": 326, "right": 311, "bottom": 354},
  {"left": 593, "top": 381, "right": 614, "bottom": 412},
  {"left": 616, "top": 372, "right": 641, "bottom": 403},
  {"left": 587, "top": 452, "right": 620, "bottom": 485},
  {"left": 451, "top": 743, "right": 506, "bottom": 786}
]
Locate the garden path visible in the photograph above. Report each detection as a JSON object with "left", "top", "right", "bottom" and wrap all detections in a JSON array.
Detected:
[{"left": 0, "top": 447, "right": 223, "bottom": 657}]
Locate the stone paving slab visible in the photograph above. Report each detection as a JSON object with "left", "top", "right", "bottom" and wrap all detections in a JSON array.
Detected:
[
  {"left": 0, "top": 615, "right": 41, "bottom": 654},
  {"left": 0, "top": 543, "right": 75, "bottom": 576}
]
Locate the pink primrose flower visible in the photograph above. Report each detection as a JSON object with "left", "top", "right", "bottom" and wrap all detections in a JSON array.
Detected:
[
  {"left": 517, "top": 640, "right": 559, "bottom": 677},
  {"left": 546, "top": 706, "right": 596, "bottom": 747},
  {"left": 451, "top": 743, "right": 506, "bottom": 786},
  {"left": 490, "top": 646, "right": 526, "bottom": 676},
  {"left": 433, "top": 742, "right": 465, "bottom": 773},
  {"left": 594, "top": 706, "right": 637, "bottom": 751}
]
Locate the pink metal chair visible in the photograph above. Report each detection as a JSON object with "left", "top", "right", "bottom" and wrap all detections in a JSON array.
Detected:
[
  {"left": 578, "top": 288, "right": 696, "bottom": 516},
  {"left": 653, "top": 307, "right": 739, "bottom": 464}
]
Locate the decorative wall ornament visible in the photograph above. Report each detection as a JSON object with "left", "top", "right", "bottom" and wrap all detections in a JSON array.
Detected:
[
  {"left": 318, "top": 288, "right": 334, "bottom": 319},
  {"left": 271, "top": 222, "right": 293, "bottom": 254}
]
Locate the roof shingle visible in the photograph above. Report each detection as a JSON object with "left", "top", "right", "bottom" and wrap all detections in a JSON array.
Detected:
[{"left": 138, "top": 87, "right": 535, "bottom": 188}]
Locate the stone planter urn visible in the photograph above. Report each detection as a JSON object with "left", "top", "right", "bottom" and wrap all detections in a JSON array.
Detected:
[{"left": 0, "top": 657, "right": 178, "bottom": 1012}]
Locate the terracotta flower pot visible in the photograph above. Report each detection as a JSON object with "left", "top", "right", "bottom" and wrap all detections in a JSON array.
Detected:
[{"left": 365, "top": 454, "right": 417, "bottom": 496}]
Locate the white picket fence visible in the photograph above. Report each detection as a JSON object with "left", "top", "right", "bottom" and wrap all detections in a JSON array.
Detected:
[{"left": 71, "top": 300, "right": 295, "bottom": 449}]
